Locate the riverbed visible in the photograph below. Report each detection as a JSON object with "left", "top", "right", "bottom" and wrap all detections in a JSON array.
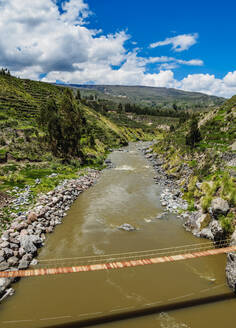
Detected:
[{"left": 0, "top": 143, "right": 235, "bottom": 328}]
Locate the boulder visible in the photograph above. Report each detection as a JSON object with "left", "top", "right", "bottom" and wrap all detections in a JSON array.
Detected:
[
  {"left": 1, "top": 241, "right": 9, "bottom": 248},
  {"left": 198, "top": 228, "right": 214, "bottom": 240},
  {"left": 7, "top": 256, "right": 19, "bottom": 267},
  {"left": 0, "top": 256, "right": 5, "bottom": 264},
  {"left": 18, "top": 259, "right": 30, "bottom": 270},
  {"left": 226, "top": 253, "right": 236, "bottom": 291},
  {"left": 12, "top": 222, "right": 28, "bottom": 232},
  {"left": 0, "top": 278, "right": 11, "bottom": 296},
  {"left": 1, "top": 232, "right": 9, "bottom": 241},
  {"left": 22, "top": 253, "right": 33, "bottom": 262},
  {"left": 27, "top": 212, "right": 38, "bottom": 224},
  {"left": 9, "top": 243, "right": 19, "bottom": 251},
  {"left": 118, "top": 223, "right": 136, "bottom": 231},
  {"left": 210, "top": 220, "right": 225, "bottom": 242},
  {"left": 3, "top": 248, "right": 14, "bottom": 259},
  {"left": 30, "top": 259, "right": 38, "bottom": 266},
  {"left": 0, "top": 261, "right": 10, "bottom": 271},
  {"left": 211, "top": 198, "right": 229, "bottom": 218},
  {"left": 19, "top": 235, "right": 42, "bottom": 255}
]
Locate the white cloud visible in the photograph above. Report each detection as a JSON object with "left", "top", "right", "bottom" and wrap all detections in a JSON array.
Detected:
[
  {"left": 150, "top": 33, "right": 198, "bottom": 52},
  {"left": 0, "top": 0, "right": 128, "bottom": 75},
  {"left": 177, "top": 59, "right": 203, "bottom": 66},
  {"left": 0, "top": 1, "right": 235, "bottom": 98},
  {"left": 223, "top": 71, "right": 236, "bottom": 87},
  {"left": 60, "top": 0, "right": 91, "bottom": 25},
  {"left": 180, "top": 73, "right": 236, "bottom": 98}
]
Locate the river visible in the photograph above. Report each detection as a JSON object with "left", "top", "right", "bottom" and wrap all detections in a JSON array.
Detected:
[{"left": 0, "top": 143, "right": 235, "bottom": 328}]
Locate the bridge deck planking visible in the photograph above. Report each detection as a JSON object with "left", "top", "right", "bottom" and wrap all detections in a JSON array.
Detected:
[{"left": 0, "top": 245, "right": 235, "bottom": 278}]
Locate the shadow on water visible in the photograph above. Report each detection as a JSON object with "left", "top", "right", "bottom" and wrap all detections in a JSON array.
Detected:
[{"left": 45, "top": 292, "right": 235, "bottom": 328}]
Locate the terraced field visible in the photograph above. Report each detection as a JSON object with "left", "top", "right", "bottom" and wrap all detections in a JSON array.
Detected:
[{"left": 0, "top": 75, "right": 63, "bottom": 120}]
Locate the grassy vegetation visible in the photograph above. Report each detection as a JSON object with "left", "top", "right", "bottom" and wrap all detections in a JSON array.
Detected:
[
  {"left": 152, "top": 95, "right": 236, "bottom": 235},
  {"left": 0, "top": 74, "right": 158, "bottom": 228}
]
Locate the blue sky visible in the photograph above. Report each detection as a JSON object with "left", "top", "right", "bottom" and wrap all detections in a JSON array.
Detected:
[
  {"left": 87, "top": 0, "right": 235, "bottom": 80},
  {"left": 0, "top": 0, "right": 235, "bottom": 97}
]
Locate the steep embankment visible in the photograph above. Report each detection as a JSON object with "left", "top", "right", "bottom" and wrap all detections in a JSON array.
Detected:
[{"left": 150, "top": 96, "right": 236, "bottom": 287}]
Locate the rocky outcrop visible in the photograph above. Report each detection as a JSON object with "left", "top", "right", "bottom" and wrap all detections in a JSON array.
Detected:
[
  {"left": 210, "top": 220, "right": 226, "bottom": 242},
  {"left": 211, "top": 198, "right": 229, "bottom": 218},
  {"left": 0, "top": 168, "right": 100, "bottom": 302}
]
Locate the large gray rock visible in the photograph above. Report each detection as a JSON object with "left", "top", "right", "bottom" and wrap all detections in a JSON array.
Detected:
[
  {"left": 0, "top": 256, "right": 5, "bottom": 264},
  {"left": 2, "top": 248, "right": 14, "bottom": 259},
  {"left": 226, "top": 253, "right": 236, "bottom": 291},
  {"left": 118, "top": 223, "right": 136, "bottom": 231},
  {"left": 210, "top": 220, "right": 225, "bottom": 242},
  {"left": 0, "top": 278, "right": 11, "bottom": 296},
  {"left": 18, "top": 259, "right": 30, "bottom": 270},
  {"left": 211, "top": 198, "right": 229, "bottom": 218},
  {"left": 7, "top": 256, "right": 19, "bottom": 267},
  {"left": 198, "top": 228, "right": 214, "bottom": 240},
  {"left": 19, "top": 235, "right": 42, "bottom": 255},
  {"left": 0, "top": 261, "right": 10, "bottom": 271}
]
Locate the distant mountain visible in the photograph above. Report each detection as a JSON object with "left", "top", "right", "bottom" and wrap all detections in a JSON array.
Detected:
[{"left": 61, "top": 84, "right": 224, "bottom": 108}]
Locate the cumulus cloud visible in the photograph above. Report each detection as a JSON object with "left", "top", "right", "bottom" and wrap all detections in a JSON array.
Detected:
[
  {"left": 223, "top": 71, "right": 236, "bottom": 87},
  {"left": 0, "top": 0, "right": 235, "bottom": 98},
  {"left": 180, "top": 73, "right": 236, "bottom": 98},
  {"left": 0, "top": 0, "right": 128, "bottom": 75},
  {"left": 150, "top": 33, "right": 198, "bottom": 52},
  {"left": 60, "top": 0, "right": 91, "bottom": 24}
]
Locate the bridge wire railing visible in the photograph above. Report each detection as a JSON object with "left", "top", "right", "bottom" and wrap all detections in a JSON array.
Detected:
[{"left": 35, "top": 238, "right": 234, "bottom": 269}]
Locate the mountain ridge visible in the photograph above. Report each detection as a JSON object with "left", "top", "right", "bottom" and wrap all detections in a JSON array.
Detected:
[{"left": 55, "top": 83, "right": 224, "bottom": 108}]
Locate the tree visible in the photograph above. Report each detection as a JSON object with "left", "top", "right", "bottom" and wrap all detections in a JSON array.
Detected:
[
  {"left": 117, "top": 103, "right": 123, "bottom": 114},
  {"left": 75, "top": 89, "right": 81, "bottom": 101},
  {"left": 39, "top": 89, "right": 84, "bottom": 158},
  {"left": 173, "top": 103, "right": 178, "bottom": 111},
  {"left": 59, "top": 89, "right": 83, "bottom": 157},
  {"left": 38, "top": 98, "right": 58, "bottom": 130},
  {"left": 186, "top": 118, "right": 202, "bottom": 148}
]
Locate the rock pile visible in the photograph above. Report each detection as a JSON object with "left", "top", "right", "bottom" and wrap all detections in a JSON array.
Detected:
[{"left": 0, "top": 169, "right": 100, "bottom": 301}]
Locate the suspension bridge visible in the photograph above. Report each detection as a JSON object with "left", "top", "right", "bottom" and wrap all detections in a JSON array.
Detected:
[{"left": 0, "top": 239, "right": 235, "bottom": 278}]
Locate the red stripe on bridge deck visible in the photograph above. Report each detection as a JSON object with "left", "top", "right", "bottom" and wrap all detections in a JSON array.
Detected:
[{"left": 0, "top": 246, "right": 235, "bottom": 278}]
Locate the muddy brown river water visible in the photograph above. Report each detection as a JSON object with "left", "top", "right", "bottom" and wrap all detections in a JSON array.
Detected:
[{"left": 0, "top": 143, "right": 235, "bottom": 328}]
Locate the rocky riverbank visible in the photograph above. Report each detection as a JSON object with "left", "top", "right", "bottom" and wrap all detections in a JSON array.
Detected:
[
  {"left": 0, "top": 168, "right": 100, "bottom": 302},
  {"left": 142, "top": 143, "right": 236, "bottom": 292}
]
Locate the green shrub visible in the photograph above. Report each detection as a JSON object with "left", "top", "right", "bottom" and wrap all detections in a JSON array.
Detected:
[
  {"left": 201, "top": 195, "right": 212, "bottom": 213},
  {"left": 0, "top": 137, "right": 6, "bottom": 146},
  {"left": 219, "top": 214, "right": 234, "bottom": 235}
]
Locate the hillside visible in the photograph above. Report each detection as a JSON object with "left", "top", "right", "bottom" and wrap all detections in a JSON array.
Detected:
[
  {"left": 63, "top": 84, "right": 224, "bottom": 109},
  {"left": 151, "top": 95, "right": 236, "bottom": 237},
  {"left": 0, "top": 74, "right": 153, "bottom": 163},
  {"left": 0, "top": 74, "right": 155, "bottom": 223}
]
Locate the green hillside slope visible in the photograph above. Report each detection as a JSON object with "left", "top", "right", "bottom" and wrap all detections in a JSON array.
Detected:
[
  {"left": 66, "top": 84, "right": 224, "bottom": 109},
  {"left": 152, "top": 95, "right": 236, "bottom": 235},
  {"left": 0, "top": 75, "right": 154, "bottom": 195}
]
